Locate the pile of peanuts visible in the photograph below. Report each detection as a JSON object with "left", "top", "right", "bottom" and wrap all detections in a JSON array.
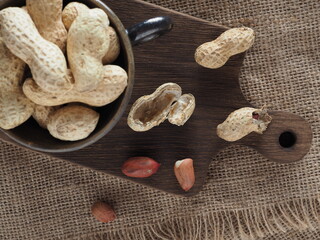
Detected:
[{"left": 0, "top": 1, "right": 128, "bottom": 141}]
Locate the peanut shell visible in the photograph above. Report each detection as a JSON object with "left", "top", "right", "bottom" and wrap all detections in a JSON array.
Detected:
[
  {"left": 168, "top": 94, "right": 195, "bottom": 126},
  {"left": 217, "top": 107, "right": 272, "bottom": 142},
  {"left": 0, "top": 8, "right": 71, "bottom": 93},
  {"left": 67, "top": 8, "right": 110, "bottom": 92},
  {"left": 23, "top": 65, "right": 128, "bottom": 107},
  {"left": 127, "top": 83, "right": 182, "bottom": 132},
  {"left": 27, "top": 0, "right": 67, "bottom": 51},
  {"left": 62, "top": 2, "right": 89, "bottom": 30},
  {"left": 102, "top": 27, "right": 121, "bottom": 64},
  {"left": 47, "top": 105, "right": 99, "bottom": 141},
  {"left": 0, "top": 36, "right": 25, "bottom": 91},
  {"left": 195, "top": 27, "right": 255, "bottom": 69},
  {"left": 32, "top": 105, "right": 59, "bottom": 129},
  {"left": 0, "top": 90, "right": 34, "bottom": 130}
]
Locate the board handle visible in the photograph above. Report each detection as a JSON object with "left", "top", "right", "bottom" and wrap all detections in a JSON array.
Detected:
[
  {"left": 237, "top": 111, "right": 313, "bottom": 163},
  {"left": 126, "top": 16, "right": 173, "bottom": 46}
]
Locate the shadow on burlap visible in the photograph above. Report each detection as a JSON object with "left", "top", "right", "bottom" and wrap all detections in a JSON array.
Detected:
[{"left": 0, "top": 0, "right": 319, "bottom": 239}]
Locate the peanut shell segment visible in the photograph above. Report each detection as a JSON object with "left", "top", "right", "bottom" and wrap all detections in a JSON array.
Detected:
[
  {"left": 102, "top": 27, "right": 121, "bottom": 64},
  {"left": 0, "top": 36, "right": 34, "bottom": 130},
  {"left": 0, "top": 36, "right": 25, "bottom": 91},
  {"left": 0, "top": 90, "right": 34, "bottom": 130},
  {"left": 62, "top": 3, "right": 120, "bottom": 64},
  {"left": 0, "top": 7, "right": 71, "bottom": 93},
  {"left": 47, "top": 105, "right": 99, "bottom": 141},
  {"left": 32, "top": 105, "right": 59, "bottom": 129},
  {"left": 195, "top": 27, "right": 255, "bottom": 69},
  {"left": 217, "top": 107, "right": 272, "bottom": 142},
  {"left": 27, "top": 0, "right": 67, "bottom": 51},
  {"left": 168, "top": 94, "right": 196, "bottom": 126},
  {"left": 127, "top": 83, "right": 182, "bottom": 132},
  {"left": 62, "top": 2, "right": 89, "bottom": 30},
  {"left": 23, "top": 65, "right": 128, "bottom": 107},
  {"left": 67, "top": 8, "right": 110, "bottom": 92}
]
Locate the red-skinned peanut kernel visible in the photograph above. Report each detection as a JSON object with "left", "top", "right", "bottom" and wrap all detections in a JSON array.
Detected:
[
  {"left": 91, "top": 201, "right": 116, "bottom": 223},
  {"left": 121, "top": 157, "right": 160, "bottom": 178},
  {"left": 174, "top": 158, "right": 195, "bottom": 191}
]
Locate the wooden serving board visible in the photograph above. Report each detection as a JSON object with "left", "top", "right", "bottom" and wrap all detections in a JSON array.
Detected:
[{"left": 0, "top": 0, "right": 312, "bottom": 196}]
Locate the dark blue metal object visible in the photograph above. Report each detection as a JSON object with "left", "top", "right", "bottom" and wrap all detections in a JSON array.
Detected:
[{"left": 126, "top": 16, "right": 173, "bottom": 46}]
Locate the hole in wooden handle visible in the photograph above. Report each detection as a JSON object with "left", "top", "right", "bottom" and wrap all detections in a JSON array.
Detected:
[
  {"left": 279, "top": 131, "right": 297, "bottom": 148},
  {"left": 239, "top": 111, "right": 312, "bottom": 163}
]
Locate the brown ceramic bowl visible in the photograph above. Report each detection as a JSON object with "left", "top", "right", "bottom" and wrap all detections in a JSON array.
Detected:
[{"left": 0, "top": 0, "right": 172, "bottom": 153}]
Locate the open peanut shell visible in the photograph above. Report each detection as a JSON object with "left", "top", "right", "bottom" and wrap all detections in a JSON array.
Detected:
[
  {"left": 168, "top": 94, "right": 195, "bottom": 126},
  {"left": 217, "top": 107, "right": 272, "bottom": 142},
  {"left": 128, "top": 83, "right": 182, "bottom": 132}
]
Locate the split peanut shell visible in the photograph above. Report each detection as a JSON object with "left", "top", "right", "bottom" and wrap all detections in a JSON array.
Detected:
[
  {"left": 168, "top": 94, "right": 195, "bottom": 126},
  {"left": 128, "top": 83, "right": 182, "bottom": 132},
  {"left": 217, "top": 107, "right": 272, "bottom": 142}
]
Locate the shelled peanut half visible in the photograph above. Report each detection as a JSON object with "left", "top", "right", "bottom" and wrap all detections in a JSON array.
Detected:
[{"left": 0, "top": 1, "right": 127, "bottom": 141}]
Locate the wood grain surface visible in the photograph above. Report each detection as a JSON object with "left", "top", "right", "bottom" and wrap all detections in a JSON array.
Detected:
[{"left": 0, "top": 0, "right": 312, "bottom": 196}]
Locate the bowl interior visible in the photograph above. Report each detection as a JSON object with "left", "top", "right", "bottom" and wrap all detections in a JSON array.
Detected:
[{"left": 0, "top": 0, "right": 134, "bottom": 152}]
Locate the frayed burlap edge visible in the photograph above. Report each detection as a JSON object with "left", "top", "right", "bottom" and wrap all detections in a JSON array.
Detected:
[{"left": 70, "top": 197, "right": 320, "bottom": 240}]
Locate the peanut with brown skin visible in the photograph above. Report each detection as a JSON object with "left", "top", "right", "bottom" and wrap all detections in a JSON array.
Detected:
[
  {"left": 195, "top": 27, "right": 255, "bottom": 69},
  {"left": 122, "top": 157, "right": 161, "bottom": 178},
  {"left": 91, "top": 201, "right": 116, "bottom": 223},
  {"left": 174, "top": 158, "right": 195, "bottom": 192},
  {"left": 27, "top": 0, "right": 68, "bottom": 51}
]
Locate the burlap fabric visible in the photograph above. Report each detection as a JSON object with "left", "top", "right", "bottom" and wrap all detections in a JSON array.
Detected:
[{"left": 0, "top": 0, "right": 319, "bottom": 239}]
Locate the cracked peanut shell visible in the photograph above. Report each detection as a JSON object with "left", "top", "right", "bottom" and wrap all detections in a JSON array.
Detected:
[
  {"left": 168, "top": 94, "right": 195, "bottom": 126},
  {"left": 128, "top": 83, "right": 182, "bottom": 132},
  {"left": 217, "top": 107, "right": 272, "bottom": 142}
]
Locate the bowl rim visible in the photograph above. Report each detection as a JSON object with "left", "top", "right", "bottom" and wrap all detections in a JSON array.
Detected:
[{"left": 0, "top": 0, "right": 135, "bottom": 153}]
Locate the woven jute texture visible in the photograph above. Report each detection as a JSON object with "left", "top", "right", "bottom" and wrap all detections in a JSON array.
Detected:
[{"left": 1, "top": 0, "right": 319, "bottom": 239}]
